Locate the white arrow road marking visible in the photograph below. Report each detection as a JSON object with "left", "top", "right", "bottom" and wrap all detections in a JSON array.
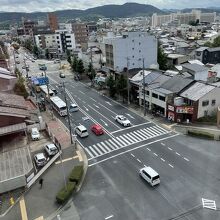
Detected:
[
  {"left": 84, "top": 106, "right": 89, "bottom": 111},
  {"left": 93, "top": 104, "right": 100, "bottom": 108},
  {"left": 125, "top": 113, "right": 135, "bottom": 119},
  {"left": 100, "top": 119, "right": 108, "bottom": 126},
  {"left": 105, "top": 101, "right": 112, "bottom": 106},
  {"left": 105, "top": 215, "right": 114, "bottom": 220}
]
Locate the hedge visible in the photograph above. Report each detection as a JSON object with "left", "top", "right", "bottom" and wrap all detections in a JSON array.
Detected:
[
  {"left": 188, "top": 130, "right": 214, "bottom": 139},
  {"left": 56, "top": 181, "right": 76, "bottom": 204},
  {"left": 69, "top": 165, "right": 84, "bottom": 184}
]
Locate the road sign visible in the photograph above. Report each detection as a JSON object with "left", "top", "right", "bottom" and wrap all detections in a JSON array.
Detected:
[
  {"left": 34, "top": 76, "right": 49, "bottom": 85},
  {"left": 202, "top": 198, "right": 216, "bottom": 210}
]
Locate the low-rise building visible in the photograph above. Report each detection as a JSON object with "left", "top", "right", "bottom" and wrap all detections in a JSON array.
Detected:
[{"left": 195, "top": 47, "right": 220, "bottom": 64}]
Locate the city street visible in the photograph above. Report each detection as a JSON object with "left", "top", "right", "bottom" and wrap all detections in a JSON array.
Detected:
[{"left": 12, "top": 50, "right": 220, "bottom": 220}]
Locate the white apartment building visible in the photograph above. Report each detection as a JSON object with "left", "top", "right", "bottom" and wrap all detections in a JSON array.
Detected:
[
  {"left": 151, "top": 10, "right": 216, "bottom": 28},
  {"left": 103, "top": 32, "right": 158, "bottom": 72},
  {"left": 55, "top": 30, "right": 76, "bottom": 54}
]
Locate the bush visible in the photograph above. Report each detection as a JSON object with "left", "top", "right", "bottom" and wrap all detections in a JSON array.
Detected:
[
  {"left": 188, "top": 130, "right": 214, "bottom": 139},
  {"left": 56, "top": 181, "right": 76, "bottom": 204},
  {"left": 69, "top": 165, "right": 83, "bottom": 184}
]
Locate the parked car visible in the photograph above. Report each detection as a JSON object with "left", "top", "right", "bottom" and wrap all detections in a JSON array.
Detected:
[
  {"left": 91, "top": 124, "right": 104, "bottom": 135},
  {"left": 115, "top": 115, "right": 131, "bottom": 127},
  {"left": 44, "top": 143, "right": 58, "bottom": 156},
  {"left": 34, "top": 153, "right": 47, "bottom": 167},
  {"left": 31, "top": 127, "right": 40, "bottom": 140},
  {"left": 51, "top": 88, "right": 58, "bottom": 95}
]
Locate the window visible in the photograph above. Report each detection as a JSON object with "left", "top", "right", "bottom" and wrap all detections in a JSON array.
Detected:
[
  {"left": 132, "top": 55, "right": 134, "bottom": 58},
  {"left": 56, "top": 36, "right": 59, "bottom": 39},
  {"left": 139, "top": 42, "right": 141, "bottom": 45},
  {"left": 152, "top": 93, "right": 158, "bottom": 99},
  {"left": 132, "top": 40, "right": 134, "bottom": 42},
  {"left": 204, "top": 110, "right": 208, "bottom": 116},
  {"left": 133, "top": 63, "right": 135, "bottom": 66},
  {"left": 202, "top": 100, "right": 209, "bottom": 106},
  {"left": 212, "top": 99, "right": 216, "bottom": 106},
  {"left": 142, "top": 170, "right": 151, "bottom": 179},
  {"left": 132, "top": 48, "right": 134, "bottom": 50},
  {"left": 139, "top": 50, "right": 141, "bottom": 53},
  {"left": 146, "top": 90, "right": 149, "bottom": 95},
  {"left": 159, "top": 95, "right": 165, "bottom": 101}
]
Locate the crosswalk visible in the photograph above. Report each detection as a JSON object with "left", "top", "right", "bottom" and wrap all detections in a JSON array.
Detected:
[{"left": 85, "top": 125, "right": 170, "bottom": 160}]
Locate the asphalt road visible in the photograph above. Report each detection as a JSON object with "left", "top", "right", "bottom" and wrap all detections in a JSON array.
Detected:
[{"left": 11, "top": 52, "right": 220, "bottom": 220}]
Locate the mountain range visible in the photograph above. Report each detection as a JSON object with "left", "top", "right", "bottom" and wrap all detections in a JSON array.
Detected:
[{"left": 0, "top": 3, "right": 162, "bottom": 24}]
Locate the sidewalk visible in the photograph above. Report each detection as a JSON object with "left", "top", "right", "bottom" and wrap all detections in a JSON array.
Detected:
[{"left": 1, "top": 109, "right": 88, "bottom": 220}]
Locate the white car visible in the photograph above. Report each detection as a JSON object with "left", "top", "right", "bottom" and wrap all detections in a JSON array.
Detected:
[
  {"left": 31, "top": 127, "right": 40, "bottom": 140},
  {"left": 44, "top": 143, "right": 58, "bottom": 156},
  {"left": 34, "top": 153, "right": 47, "bottom": 167},
  {"left": 115, "top": 115, "right": 131, "bottom": 127}
]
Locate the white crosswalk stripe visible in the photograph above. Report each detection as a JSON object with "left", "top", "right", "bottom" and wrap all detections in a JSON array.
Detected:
[{"left": 86, "top": 125, "right": 170, "bottom": 160}]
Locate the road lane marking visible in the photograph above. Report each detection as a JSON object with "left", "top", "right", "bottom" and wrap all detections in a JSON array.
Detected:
[
  {"left": 184, "top": 157, "right": 189, "bottom": 162},
  {"left": 175, "top": 152, "right": 180, "bottom": 156},
  {"left": 147, "top": 148, "right": 151, "bottom": 151},
  {"left": 137, "top": 158, "right": 142, "bottom": 163},
  {"left": 83, "top": 106, "right": 89, "bottom": 111},
  {"left": 105, "top": 215, "right": 114, "bottom": 220},
  {"left": 82, "top": 101, "right": 86, "bottom": 104},
  {"left": 169, "top": 164, "right": 174, "bottom": 168},
  {"left": 79, "top": 90, "right": 85, "bottom": 95},
  {"left": 168, "top": 147, "right": 173, "bottom": 151},
  {"left": 89, "top": 134, "right": 179, "bottom": 167},
  {"left": 93, "top": 104, "right": 100, "bottom": 108},
  {"left": 125, "top": 113, "right": 135, "bottom": 119},
  {"left": 110, "top": 122, "right": 151, "bottom": 134},
  {"left": 105, "top": 101, "right": 112, "bottom": 106},
  {"left": 131, "top": 153, "right": 135, "bottom": 158},
  {"left": 153, "top": 153, "right": 158, "bottom": 157},
  {"left": 85, "top": 148, "right": 94, "bottom": 158},
  {"left": 90, "top": 97, "right": 96, "bottom": 102},
  {"left": 99, "top": 103, "right": 117, "bottom": 115},
  {"left": 55, "top": 155, "right": 79, "bottom": 164},
  {"left": 87, "top": 104, "right": 121, "bottom": 129},
  {"left": 161, "top": 158, "right": 165, "bottom": 162},
  {"left": 20, "top": 196, "right": 28, "bottom": 220},
  {"left": 161, "top": 143, "right": 165, "bottom": 146},
  {"left": 100, "top": 119, "right": 108, "bottom": 126}
]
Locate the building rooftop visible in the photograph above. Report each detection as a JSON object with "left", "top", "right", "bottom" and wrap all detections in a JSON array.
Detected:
[
  {"left": 196, "top": 47, "right": 209, "bottom": 52},
  {"left": 207, "top": 47, "right": 220, "bottom": 52},
  {"left": 182, "top": 63, "right": 208, "bottom": 73},
  {"left": 180, "top": 82, "right": 215, "bottom": 101},
  {"left": 0, "top": 73, "right": 16, "bottom": 79},
  {"left": 161, "top": 75, "right": 194, "bottom": 93},
  {"left": 0, "top": 93, "right": 27, "bottom": 109},
  {"left": 167, "top": 54, "right": 186, "bottom": 59}
]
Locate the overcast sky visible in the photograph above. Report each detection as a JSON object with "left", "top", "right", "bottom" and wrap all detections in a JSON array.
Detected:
[{"left": 1, "top": 0, "right": 220, "bottom": 12}]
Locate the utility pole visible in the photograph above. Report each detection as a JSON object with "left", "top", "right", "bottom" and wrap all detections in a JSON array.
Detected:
[
  {"left": 126, "top": 57, "right": 130, "bottom": 105},
  {"left": 23, "top": 58, "right": 29, "bottom": 78},
  {"left": 62, "top": 82, "right": 73, "bottom": 145},
  {"left": 12, "top": 47, "right": 17, "bottom": 70},
  {"left": 142, "top": 58, "right": 147, "bottom": 116}
]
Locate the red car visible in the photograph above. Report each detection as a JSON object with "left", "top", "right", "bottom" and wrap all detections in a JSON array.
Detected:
[{"left": 91, "top": 124, "right": 104, "bottom": 135}]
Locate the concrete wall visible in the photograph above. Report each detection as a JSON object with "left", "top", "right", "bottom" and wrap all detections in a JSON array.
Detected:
[
  {"left": 0, "top": 175, "right": 26, "bottom": 193},
  {"left": 198, "top": 87, "right": 220, "bottom": 118}
]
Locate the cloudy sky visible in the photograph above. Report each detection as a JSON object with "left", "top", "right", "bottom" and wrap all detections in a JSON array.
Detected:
[{"left": 1, "top": 0, "right": 220, "bottom": 12}]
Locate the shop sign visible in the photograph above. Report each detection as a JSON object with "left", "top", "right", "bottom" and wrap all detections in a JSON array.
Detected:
[{"left": 176, "top": 106, "right": 194, "bottom": 114}]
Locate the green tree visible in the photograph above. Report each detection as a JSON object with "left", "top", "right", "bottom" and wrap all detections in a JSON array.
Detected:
[
  {"left": 212, "top": 36, "right": 220, "bottom": 47},
  {"left": 88, "top": 68, "right": 96, "bottom": 83},
  {"left": 33, "top": 46, "right": 40, "bottom": 58},
  {"left": 106, "top": 75, "right": 116, "bottom": 98},
  {"left": 15, "top": 68, "right": 22, "bottom": 78},
  {"left": 76, "top": 59, "right": 85, "bottom": 75},
  {"left": 13, "top": 77, "right": 29, "bottom": 98},
  {"left": 23, "top": 39, "right": 33, "bottom": 51},
  {"left": 66, "top": 50, "right": 72, "bottom": 64},
  {"left": 158, "top": 45, "right": 168, "bottom": 70},
  {"left": 71, "top": 56, "right": 78, "bottom": 72},
  {"left": 45, "top": 48, "right": 49, "bottom": 59},
  {"left": 116, "top": 74, "right": 127, "bottom": 100},
  {"left": 87, "top": 62, "right": 93, "bottom": 73}
]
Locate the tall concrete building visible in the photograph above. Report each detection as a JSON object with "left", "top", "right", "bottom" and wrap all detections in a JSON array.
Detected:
[
  {"left": 103, "top": 32, "right": 158, "bottom": 72},
  {"left": 72, "top": 23, "right": 88, "bottom": 45},
  {"left": 48, "top": 12, "right": 58, "bottom": 32}
]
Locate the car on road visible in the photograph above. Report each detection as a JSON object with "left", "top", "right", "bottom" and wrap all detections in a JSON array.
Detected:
[
  {"left": 115, "top": 115, "right": 131, "bottom": 127},
  {"left": 59, "top": 72, "right": 65, "bottom": 78},
  {"left": 44, "top": 143, "right": 58, "bottom": 156},
  {"left": 34, "top": 153, "right": 47, "bottom": 167},
  {"left": 16, "top": 60, "right": 20, "bottom": 64},
  {"left": 75, "top": 125, "right": 89, "bottom": 138},
  {"left": 54, "top": 59, "right": 60, "bottom": 64},
  {"left": 91, "top": 124, "right": 104, "bottom": 135},
  {"left": 50, "top": 88, "right": 58, "bottom": 95},
  {"left": 69, "top": 103, "right": 79, "bottom": 112},
  {"left": 139, "top": 166, "right": 160, "bottom": 186}
]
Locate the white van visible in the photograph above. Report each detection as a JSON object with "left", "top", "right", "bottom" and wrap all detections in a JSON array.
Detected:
[
  {"left": 69, "top": 103, "right": 79, "bottom": 112},
  {"left": 75, "top": 125, "right": 89, "bottom": 138},
  {"left": 139, "top": 166, "right": 160, "bottom": 186},
  {"left": 31, "top": 127, "right": 40, "bottom": 140}
]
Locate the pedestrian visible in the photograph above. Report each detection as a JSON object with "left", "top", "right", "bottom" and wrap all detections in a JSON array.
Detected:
[{"left": 39, "top": 178, "right": 44, "bottom": 189}]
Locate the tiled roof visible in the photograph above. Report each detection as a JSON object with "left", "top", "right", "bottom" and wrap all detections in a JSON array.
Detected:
[{"left": 0, "top": 93, "right": 27, "bottom": 109}]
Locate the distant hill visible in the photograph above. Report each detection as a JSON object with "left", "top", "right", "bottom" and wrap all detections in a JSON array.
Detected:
[{"left": 0, "top": 3, "right": 162, "bottom": 24}]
